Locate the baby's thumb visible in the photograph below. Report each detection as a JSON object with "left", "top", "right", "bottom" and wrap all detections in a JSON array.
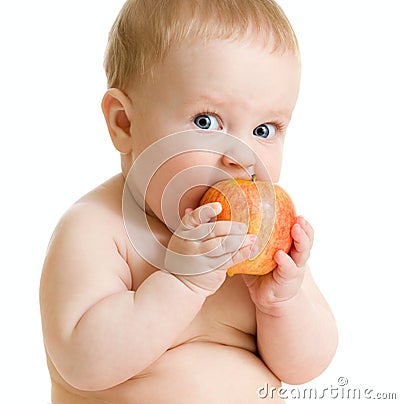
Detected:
[{"left": 181, "top": 202, "right": 222, "bottom": 229}]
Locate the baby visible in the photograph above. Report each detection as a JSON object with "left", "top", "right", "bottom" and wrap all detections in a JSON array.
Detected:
[{"left": 40, "top": 1, "right": 338, "bottom": 403}]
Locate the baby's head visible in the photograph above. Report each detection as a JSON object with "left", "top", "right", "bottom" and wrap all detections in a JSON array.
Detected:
[
  {"left": 102, "top": 0, "right": 301, "bottom": 222},
  {"left": 104, "top": 0, "right": 299, "bottom": 90}
]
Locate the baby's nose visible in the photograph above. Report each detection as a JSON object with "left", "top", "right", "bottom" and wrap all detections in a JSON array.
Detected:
[{"left": 221, "top": 144, "right": 256, "bottom": 176}]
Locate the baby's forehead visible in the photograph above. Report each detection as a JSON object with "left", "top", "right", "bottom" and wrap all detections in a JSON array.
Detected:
[
  {"left": 104, "top": 0, "right": 298, "bottom": 90},
  {"left": 135, "top": 36, "right": 299, "bottom": 93}
]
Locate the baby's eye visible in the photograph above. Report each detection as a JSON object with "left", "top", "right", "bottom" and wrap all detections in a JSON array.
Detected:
[
  {"left": 194, "top": 114, "right": 220, "bottom": 130},
  {"left": 252, "top": 123, "right": 276, "bottom": 139}
]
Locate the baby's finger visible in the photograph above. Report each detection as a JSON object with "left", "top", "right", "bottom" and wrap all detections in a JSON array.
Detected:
[
  {"left": 296, "top": 216, "right": 314, "bottom": 247},
  {"left": 291, "top": 223, "right": 310, "bottom": 252},
  {"left": 269, "top": 250, "right": 305, "bottom": 301},
  {"left": 290, "top": 224, "right": 311, "bottom": 267},
  {"left": 202, "top": 234, "right": 256, "bottom": 257},
  {"left": 214, "top": 240, "right": 258, "bottom": 271},
  {"left": 274, "top": 250, "right": 304, "bottom": 283},
  {"left": 181, "top": 202, "right": 222, "bottom": 229},
  {"left": 179, "top": 220, "right": 248, "bottom": 242}
]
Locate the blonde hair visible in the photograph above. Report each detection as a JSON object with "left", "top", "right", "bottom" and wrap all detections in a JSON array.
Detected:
[{"left": 104, "top": 0, "right": 298, "bottom": 90}]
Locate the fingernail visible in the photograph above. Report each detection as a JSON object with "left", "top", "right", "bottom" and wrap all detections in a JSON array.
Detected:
[
  {"left": 249, "top": 234, "right": 257, "bottom": 242},
  {"left": 199, "top": 206, "right": 212, "bottom": 223}
]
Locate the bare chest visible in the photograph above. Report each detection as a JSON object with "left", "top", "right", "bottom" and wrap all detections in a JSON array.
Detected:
[{"left": 124, "top": 222, "right": 257, "bottom": 349}]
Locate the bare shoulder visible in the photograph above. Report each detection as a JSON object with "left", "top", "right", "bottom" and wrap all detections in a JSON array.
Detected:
[
  {"left": 64, "top": 173, "right": 125, "bottom": 226},
  {"left": 44, "top": 174, "right": 128, "bottom": 261},
  {"left": 40, "top": 174, "right": 132, "bottom": 335}
]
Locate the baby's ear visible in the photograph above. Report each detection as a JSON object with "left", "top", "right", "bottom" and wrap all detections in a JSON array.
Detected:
[{"left": 101, "top": 88, "right": 133, "bottom": 154}]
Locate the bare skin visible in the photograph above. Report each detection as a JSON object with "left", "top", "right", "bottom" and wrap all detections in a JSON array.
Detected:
[
  {"left": 40, "top": 38, "right": 338, "bottom": 403},
  {"left": 41, "top": 174, "right": 284, "bottom": 403}
]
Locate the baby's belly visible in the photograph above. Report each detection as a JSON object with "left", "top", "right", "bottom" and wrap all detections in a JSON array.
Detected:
[{"left": 51, "top": 342, "right": 283, "bottom": 403}]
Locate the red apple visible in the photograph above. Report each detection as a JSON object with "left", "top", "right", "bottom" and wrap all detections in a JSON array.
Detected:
[{"left": 199, "top": 176, "right": 296, "bottom": 276}]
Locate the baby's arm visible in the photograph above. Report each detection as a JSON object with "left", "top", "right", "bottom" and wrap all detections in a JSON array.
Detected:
[
  {"left": 40, "top": 202, "right": 251, "bottom": 391},
  {"left": 243, "top": 217, "right": 338, "bottom": 384},
  {"left": 40, "top": 204, "right": 204, "bottom": 391}
]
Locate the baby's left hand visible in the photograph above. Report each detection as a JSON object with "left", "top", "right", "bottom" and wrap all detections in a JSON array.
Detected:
[{"left": 243, "top": 216, "right": 314, "bottom": 314}]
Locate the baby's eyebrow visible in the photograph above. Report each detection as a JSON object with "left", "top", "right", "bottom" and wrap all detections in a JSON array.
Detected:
[
  {"left": 183, "top": 92, "right": 294, "bottom": 123},
  {"left": 266, "top": 109, "right": 293, "bottom": 121},
  {"left": 184, "top": 93, "right": 227, "bottom": 108}
]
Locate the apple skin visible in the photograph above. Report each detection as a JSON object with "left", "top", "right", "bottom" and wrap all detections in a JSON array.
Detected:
[{"left": 199, "top": 178, "right": 296, "bottom": 276}]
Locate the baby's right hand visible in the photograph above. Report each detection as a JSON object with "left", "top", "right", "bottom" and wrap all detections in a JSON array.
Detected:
[{"left": 165, "top": 202, "right": 257, "bottom": 296}]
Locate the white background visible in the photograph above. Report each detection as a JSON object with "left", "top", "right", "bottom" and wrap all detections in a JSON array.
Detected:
[{"left": 1, "top": 1, "right": 399, "bottom": 402}]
